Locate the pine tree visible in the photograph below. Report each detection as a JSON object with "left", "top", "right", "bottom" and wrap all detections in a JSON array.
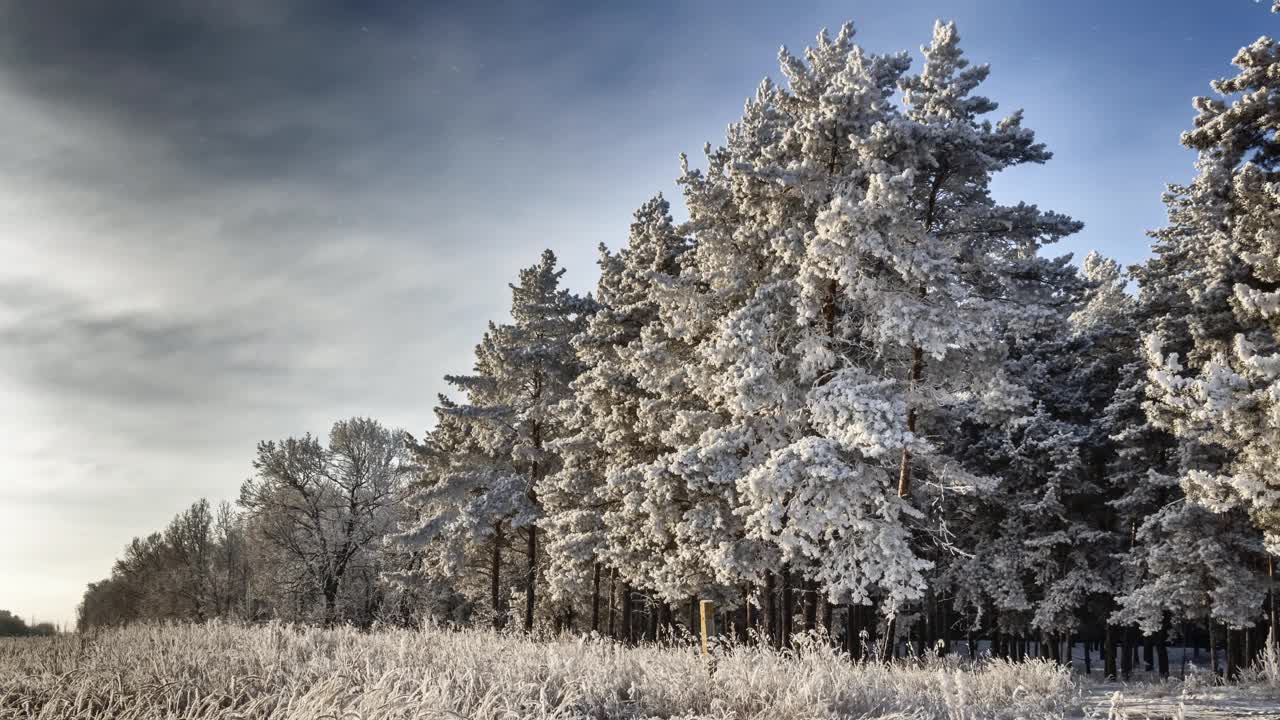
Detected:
[
  {"left": 541, "top": 196, "right": 690, "bottom": 630},
  {"left": 388, "top": 390, "right": 520, "bottom": 628},
  {"left": 602, "top": 22, "right": 1084, "bottom": 652},
  {"left": 793, "top": 21, "right": 1081, "bottom": 645},
  {"left": 396, "top": 251, "right": 590, "bottom": 631},
  {"left": 1143, "top": 10, "right": 1280, "bottom": 554}
]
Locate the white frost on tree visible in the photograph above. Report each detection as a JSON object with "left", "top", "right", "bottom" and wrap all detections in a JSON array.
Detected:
[{"left": 1142, "top": 29, "right": 1280, "bottom": 554}]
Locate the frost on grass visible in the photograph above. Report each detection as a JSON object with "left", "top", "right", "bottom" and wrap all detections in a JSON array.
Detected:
[{"left": 0, "top": 622, "right": 1082, "bottom": 720}]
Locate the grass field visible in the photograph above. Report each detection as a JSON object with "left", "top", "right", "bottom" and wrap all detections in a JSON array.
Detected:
[
  {"left": 4, "top": 622, "right": 1279, "bottom": 719},
  {"left": 0, "top": 622, "right": 1093, "bottom": 719}
]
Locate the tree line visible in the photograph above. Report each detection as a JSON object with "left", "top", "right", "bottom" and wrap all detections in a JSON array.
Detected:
[
  {"left": 0, "top": 610, "right": 57, "bottom": 638},
  {"left": 79, "top": 12, "right": 1280, "bottom": 682}
]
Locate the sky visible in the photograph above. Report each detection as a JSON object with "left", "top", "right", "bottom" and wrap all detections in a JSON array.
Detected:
[{"left": 0, "top": 0, "right": 1274, "bottom": 628}]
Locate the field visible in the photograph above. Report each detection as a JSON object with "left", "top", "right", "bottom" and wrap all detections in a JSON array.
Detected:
[{"left": 1, "top": 623, "right": 1277, "bottom": 720}]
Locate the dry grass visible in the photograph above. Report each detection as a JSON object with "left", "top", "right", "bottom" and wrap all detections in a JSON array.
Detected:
[{"left": 0, "top": 622, "right": 1084, "bottom": 719}]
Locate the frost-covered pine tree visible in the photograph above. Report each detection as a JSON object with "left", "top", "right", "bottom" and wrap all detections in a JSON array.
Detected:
[
  {"left": 396, "top": 250, "right": 590, "bottom": 632},
  {"left": 388, "top": 365, "right": 527, "bottom": 628},
  {"left": 540, "top": 196, "right": 690, "bottom": 630},
  {"left": 791, "top": 21, "right": 1080, "bottom": 641},
  {"left": 501, "top": 251, "right": 594, "bottom": 630},
  {"left": 1109, "top": 45, "right": 1279, "bottom": 668},
  {"left": 648, "top": 26, "right": 928, "bottom": 636},
  {"left": 1133, "top": 25, "right": 1278, "bottom": 677},
  {"left": 618, "top": 21, "right": 1081, "bottom": 653},
  {"left": 1143, "top": 11, "right": 1280, "bottom": 553},
  {"left": 942, "top": 254, "right": 1120, "bottom": 658}
]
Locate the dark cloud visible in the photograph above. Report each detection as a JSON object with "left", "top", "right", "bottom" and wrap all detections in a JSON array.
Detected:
[
  {"left": 0, "top": 1, "right": 472, "bottom": 187},
  {"left": 0, "top": 277, "right": 297, "bottom": 408}
]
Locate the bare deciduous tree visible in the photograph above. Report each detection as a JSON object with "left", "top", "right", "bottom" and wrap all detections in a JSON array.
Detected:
[{"left": 239, "top": 417, "right": 411, "bottom": 624}]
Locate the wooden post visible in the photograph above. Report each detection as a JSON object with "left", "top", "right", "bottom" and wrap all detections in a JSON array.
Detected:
[{"left": 699, "top": 600, "right": 715, "bottom": 657}]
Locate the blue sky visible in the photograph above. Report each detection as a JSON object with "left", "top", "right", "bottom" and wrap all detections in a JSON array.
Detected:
[{"left": 0, "top": 0, "right": 1273, "bottom": 627}]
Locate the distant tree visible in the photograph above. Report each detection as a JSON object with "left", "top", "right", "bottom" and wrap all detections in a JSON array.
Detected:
[
  {"left": 209, "top": 500, "right": 252, "bottom": 619},
  {"left": 0, "top": 610, "right": 30, "bottom": 637},
  {"left": 163, "top": 499, "right": 215, "bottom": 621},
  {"left": 239, "top": 417, "right": 411, "bottom": 624},
  {"left": 77, "top": 577, "right": 132, "bottom": 630}
]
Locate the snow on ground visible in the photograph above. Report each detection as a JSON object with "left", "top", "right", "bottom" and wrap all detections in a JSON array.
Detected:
[{"left": 1079, "top": 683, "right": 1280, "bottom": 719}]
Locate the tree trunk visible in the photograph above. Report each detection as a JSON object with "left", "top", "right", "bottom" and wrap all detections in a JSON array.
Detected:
[
  {"left": 781, "top": 566, "right": 795, "bottom": 648},
  {"left": 822, "top": 601, "right": 834, "bottom": 644},
  {"left": 1227, "top": 627, "right": 1241, "bottom": 682},
  {"left": 1271, "top": 557, "right": 1279, "bottom": 654},
  {"left": 1181, "top": 622, "right": 1189, "bottom": 680},
  {"left": 607, "top": 568, "right": 617, "bottom": 638},
  {"left": 897, "top": 346, "right": 925, "bottom": 498},
  {"left": 323, "top": 579, "right": 339, "bottom": 626},
  {"left": 1156, "top": 620, "right": 1170, "bottom": 679},
  {"left": 765, "top": 571, "right": 778, "bottom": 649},
  {"left": 803, "top": 578, "right": 818, "bottom": 634},
  {"left": 939, "top": 597, "right": 951, "bottom": 656},
  {"left": 620, "top": 582, "right": 634, "bottom": 644},
  {"left": 848, "top": 605, "right": 861, "bottom": 660},
  {"left": 923, "top": 587, "right": 936, "bottom": 655},
  {"left": 1104, "top": 624, "right": 1116, "bottom": 680},
  {"left": 492, "top": 524, "right": 505, "bottom": 630},
  {"left": 1210, "top": 621, "right": 1220, "bottom": 678},
  {"left": 885, "top": 615, "right": 898, "bottom": 661},
  {"left": 1143, "top": 634, "right": 1154, "bottom": 672},
  {"left": 590, "top": 563, "right": 601, "bottom": 633},
  {"left": 523, "top": 525, "right": 537, "bottom": 632},
  {"left": 1120, "top": 626, "right": 1134, "bottom": 680}
]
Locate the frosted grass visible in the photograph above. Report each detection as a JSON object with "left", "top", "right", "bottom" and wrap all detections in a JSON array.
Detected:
[{"left": 0, "top": 622, "right": 1088, "bottom": 719}]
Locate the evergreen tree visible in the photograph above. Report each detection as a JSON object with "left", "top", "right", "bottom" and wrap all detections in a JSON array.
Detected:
[
  {"left": 541, "top": 197, "right": 690, "bottom": 631},
  {"left": 397, "top": 251, "right": 591, "bottom": 631}
]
